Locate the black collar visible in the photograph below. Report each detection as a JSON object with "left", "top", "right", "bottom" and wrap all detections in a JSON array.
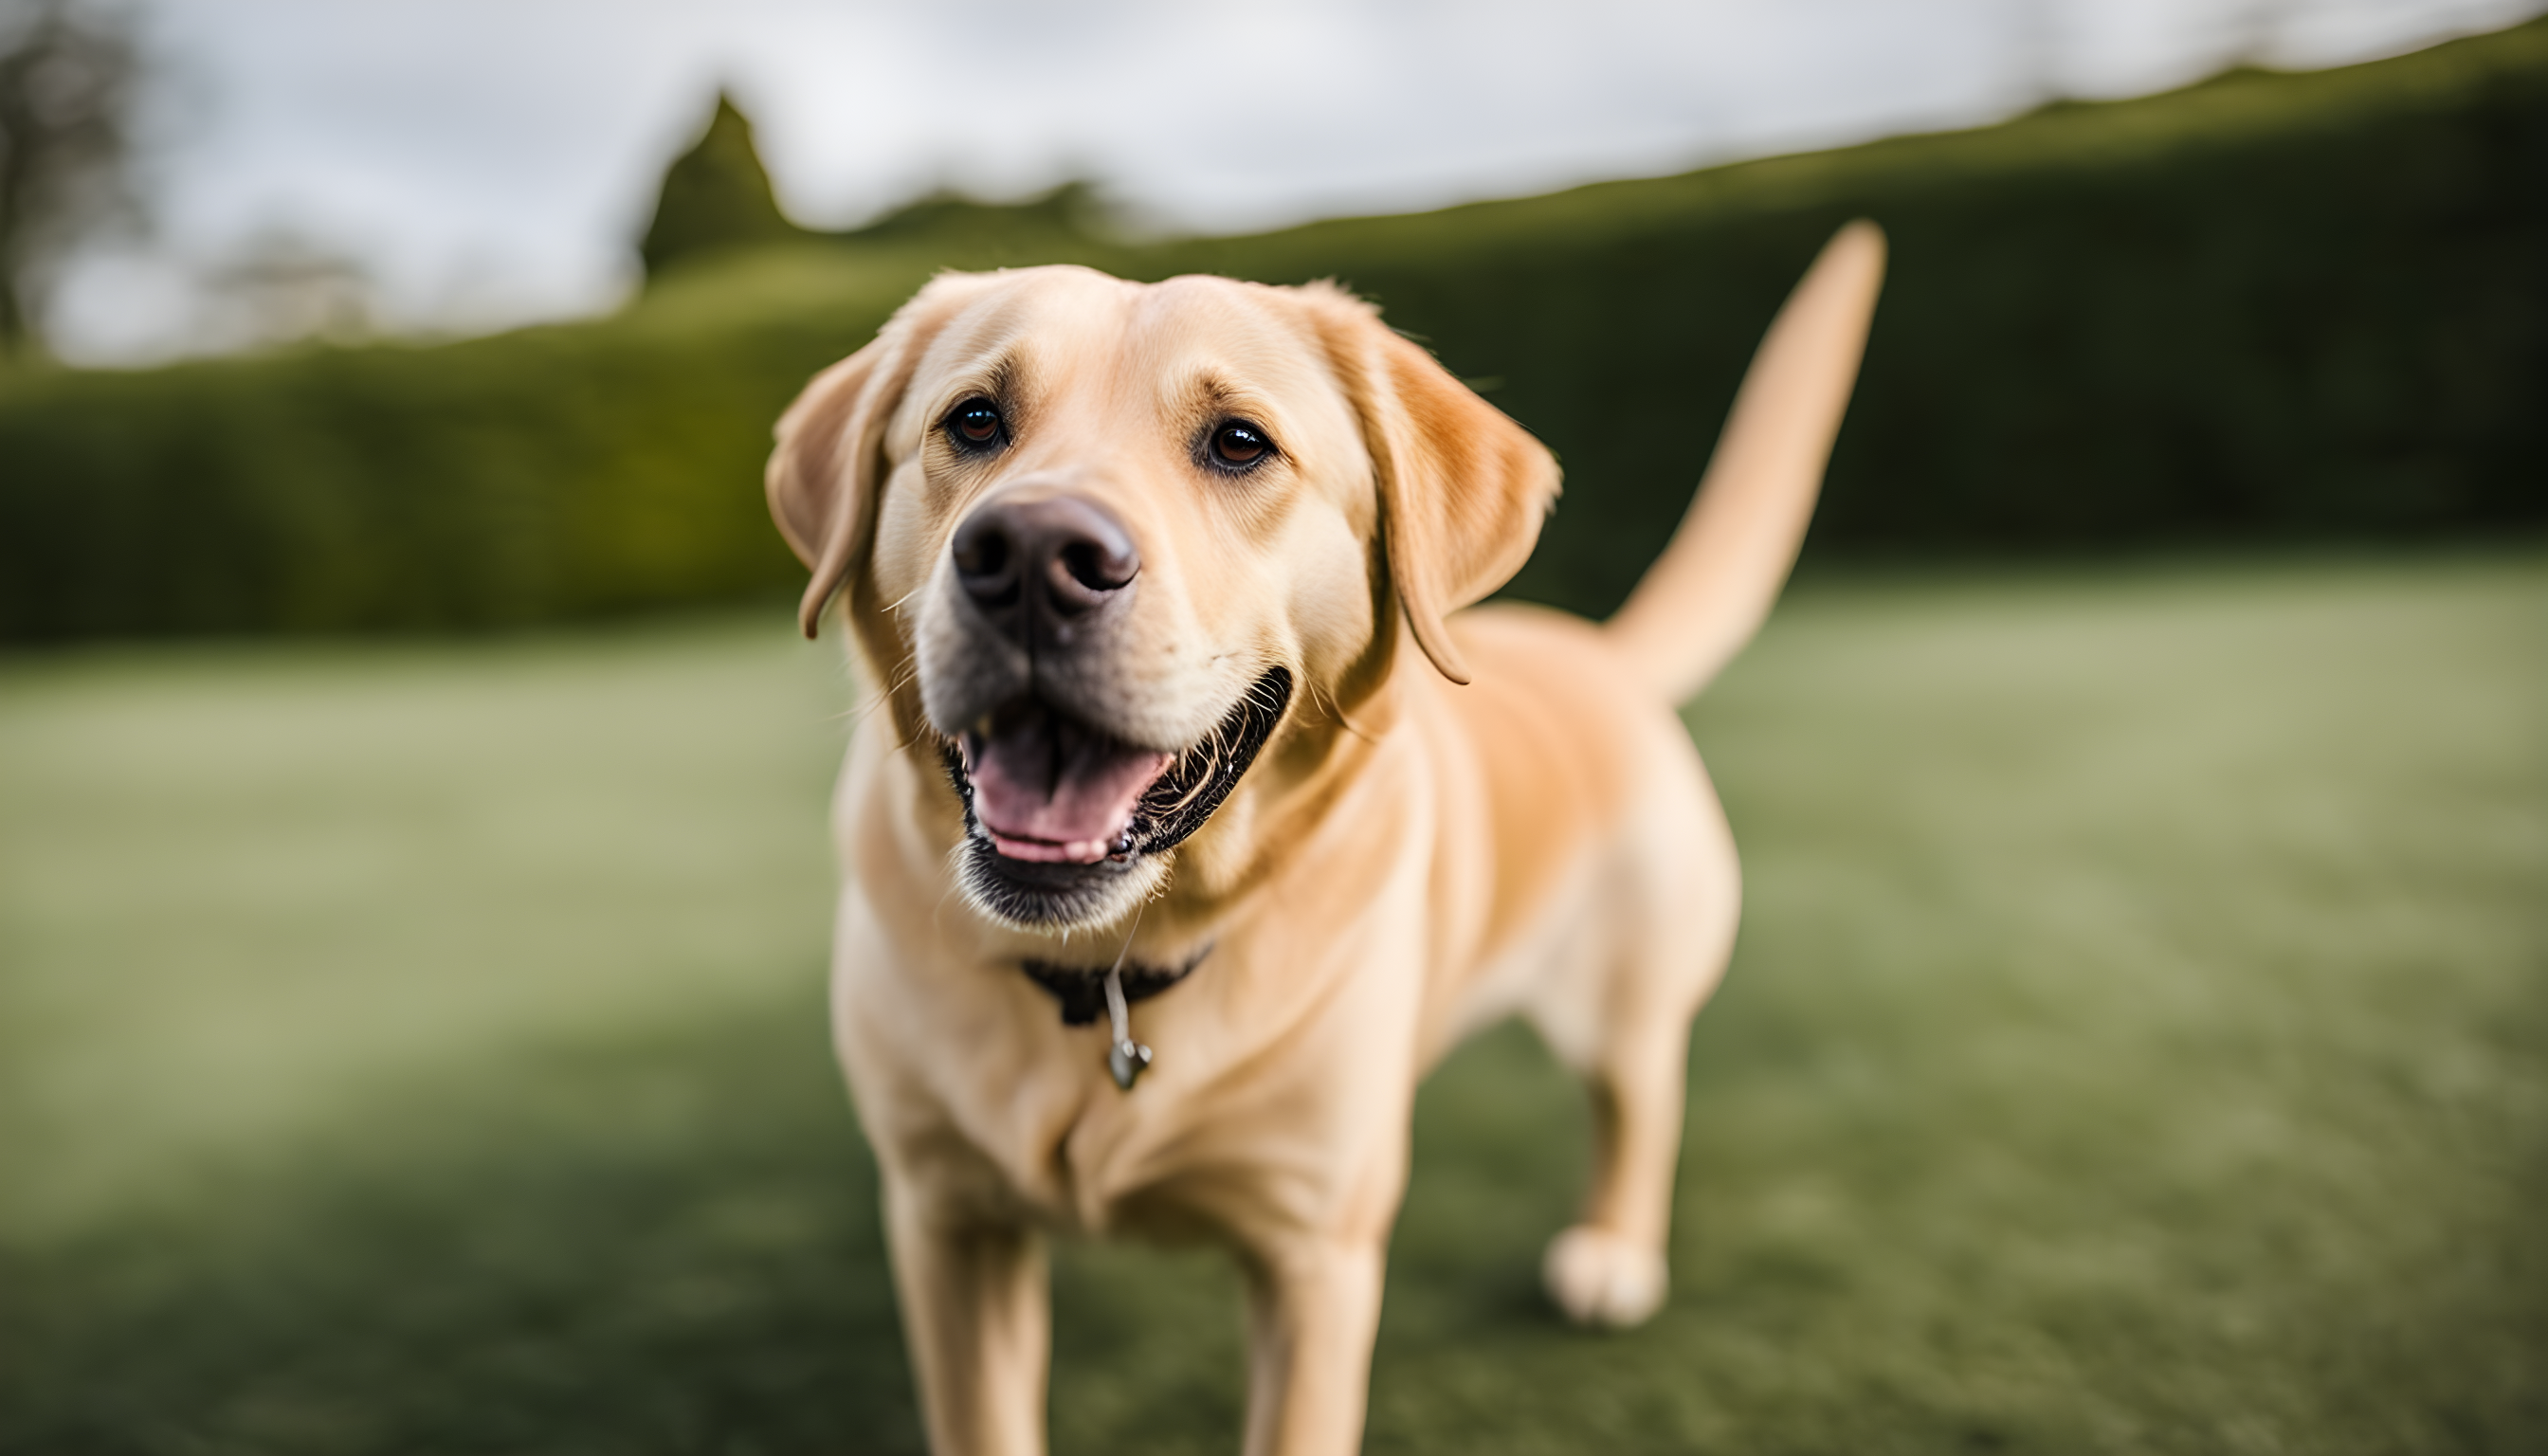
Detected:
[{"left": 1020, "top": 944, "right": 1210, "bottom": 1026}]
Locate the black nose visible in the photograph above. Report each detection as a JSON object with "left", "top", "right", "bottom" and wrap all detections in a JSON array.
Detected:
[{"left": 950, "top": 494, "right": 1139, "bottom": 646}]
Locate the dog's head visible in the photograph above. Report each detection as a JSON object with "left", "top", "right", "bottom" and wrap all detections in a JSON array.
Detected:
[{"left": 770, "top": 265, "right": 1557, "bottom": 932}]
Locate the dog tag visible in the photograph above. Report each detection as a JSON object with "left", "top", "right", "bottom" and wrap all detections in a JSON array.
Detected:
[
  {"left": 1108, "top": 1036, "right": 1153, "bottom": 1090},
  {"left": 1102, "top": 964, "right": 1151, "bottom": 1090}
]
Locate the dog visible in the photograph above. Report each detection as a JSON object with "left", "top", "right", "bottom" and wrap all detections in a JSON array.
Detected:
[{"left": 765, "top": 221, "right": 1884, "bottom": 1455}]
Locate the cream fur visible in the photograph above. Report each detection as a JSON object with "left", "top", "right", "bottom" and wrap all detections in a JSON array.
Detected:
[{"left": 766, "top": 224, "right": 1885, "bottom": 1456}]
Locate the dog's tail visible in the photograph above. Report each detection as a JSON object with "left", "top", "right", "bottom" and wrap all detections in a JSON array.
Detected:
[{"left": 1601, "top": 221, "right": 1885, "bottom": 705}]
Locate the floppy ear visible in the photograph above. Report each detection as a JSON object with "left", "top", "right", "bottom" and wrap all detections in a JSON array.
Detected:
[
  {"left": 768, "top": 335, "right": 908, "bottom": 639},
  {"left": 1301, "top": 284, "right": 1560, "bottom": 684},
  {"left": 767, "top": 275, "right": 997, "bottom": 639}
]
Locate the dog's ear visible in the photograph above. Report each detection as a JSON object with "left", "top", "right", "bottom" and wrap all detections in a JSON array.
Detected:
[
  {"left": 767, "top": 275, "right": 995, "bottom": 639},
  {"left": 1301, "top": 283, "right": 1560, "bottom": 684},
  {"left": 768, "top": 341, "right": 894, "bottom": 638}
]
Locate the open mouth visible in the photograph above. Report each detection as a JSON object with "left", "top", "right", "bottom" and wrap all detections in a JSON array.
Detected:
[
  {"left": 962, "top": 705, "right": 1172, "bottom": 864},
  {"left": 940, "top": 667, "right": 1293, "bottom": 919}
]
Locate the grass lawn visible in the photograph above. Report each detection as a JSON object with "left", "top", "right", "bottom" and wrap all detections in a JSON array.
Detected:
[{"left": 2, "top": 555, "right": 2540, "bottom": 1454}]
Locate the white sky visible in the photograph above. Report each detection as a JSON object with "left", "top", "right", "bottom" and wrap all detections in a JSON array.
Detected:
[{"left": 49, "top": 0, "right": 2546, "bottom": 362}]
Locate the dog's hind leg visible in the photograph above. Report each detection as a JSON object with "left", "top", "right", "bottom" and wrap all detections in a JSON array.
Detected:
[{"left": 1526, "top": 751, "right": 1741, "bottom": 1327}]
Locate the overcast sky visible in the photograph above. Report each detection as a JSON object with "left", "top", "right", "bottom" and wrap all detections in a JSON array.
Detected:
[{"left": 48, "top": 0, "right": 2546, "bottom": 362}]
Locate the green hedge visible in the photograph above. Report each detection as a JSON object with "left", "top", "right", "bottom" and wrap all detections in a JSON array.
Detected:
[
  {"left": 0, "top": 267, "right": 904, "bottom": 637},
  {"left": 3, "top": 20, "right": 2542, "bottom": 640},
  {"left": 1155, "top": 22, "right": 2548, "bottom": 614}
]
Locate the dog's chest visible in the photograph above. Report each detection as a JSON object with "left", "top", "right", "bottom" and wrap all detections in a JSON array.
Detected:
[
  {"left": 974, "top": 1048, "right": 1235, "bottom": 1237},
  {"left": 925, "top": 974, "right": 1341, "bottom": 1239}
]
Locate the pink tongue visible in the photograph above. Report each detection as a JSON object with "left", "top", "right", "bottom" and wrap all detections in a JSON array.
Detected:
[{"left": 968, "top": 713, "right": 1172, "bottom": 864}]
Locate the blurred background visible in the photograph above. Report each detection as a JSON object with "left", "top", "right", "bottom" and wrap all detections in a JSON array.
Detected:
[{"left": 1, "top": 2, "right": 2541, "bottom": 1451}]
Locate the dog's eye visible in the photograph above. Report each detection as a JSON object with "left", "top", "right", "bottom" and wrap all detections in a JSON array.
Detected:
[
  {"left": 946, "top": 398, "right": 1006, "bottom": 450},
  {"left": 1210, "top": 421, "right": 1273, "bottom": 470}
]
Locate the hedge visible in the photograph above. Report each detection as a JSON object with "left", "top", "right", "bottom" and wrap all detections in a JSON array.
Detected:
[{"left": 2, "top": 19, "right": 2540, "bottom": 639}]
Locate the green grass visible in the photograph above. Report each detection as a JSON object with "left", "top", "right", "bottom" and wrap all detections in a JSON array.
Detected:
[{"left": 2, "top": 556, "right": 2541, "bottom": 1453}]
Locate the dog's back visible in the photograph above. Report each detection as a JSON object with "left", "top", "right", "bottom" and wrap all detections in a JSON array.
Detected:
[{"left": 1411, "top": 222, "right": 1886, "bottom": 1059}]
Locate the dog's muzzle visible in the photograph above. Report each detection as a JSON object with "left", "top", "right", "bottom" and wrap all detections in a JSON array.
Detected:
[
  {"left": 941, "top": 666, "right": 1293, "bottom": 928},
  {"left": 926, "top": 488, "right": 1292, "bottom": 927}
]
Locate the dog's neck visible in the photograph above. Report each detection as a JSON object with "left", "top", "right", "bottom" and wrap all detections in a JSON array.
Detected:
[{"left": 1017, "top": 945, "right": 1210, "bottom": 1026}]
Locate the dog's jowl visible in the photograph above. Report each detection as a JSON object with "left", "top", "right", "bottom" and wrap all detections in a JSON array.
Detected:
[{"left": 767, "top": 224, "right": 1884, "bottom": 1456}]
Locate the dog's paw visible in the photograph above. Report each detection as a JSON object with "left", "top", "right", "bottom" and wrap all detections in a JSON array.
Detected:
[{"left": 1542, "top": 1225, "right": 1668, "bottom": 1328}]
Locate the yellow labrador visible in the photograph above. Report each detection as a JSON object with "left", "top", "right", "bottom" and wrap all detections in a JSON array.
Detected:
[{"left": 767, "top": 223, "right": 1884, "bottom": 1455}]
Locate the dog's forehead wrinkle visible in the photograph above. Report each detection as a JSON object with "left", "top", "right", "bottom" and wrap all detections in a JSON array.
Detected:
[
  {"left": 918, "top": 337, "right": 1034, "bottom": 427},
  {"left": 1156, "top": 364, "right": 1308, "bottom": 448},
  {"left": 909, "top": 272, "right": 1141, "bottom": 428},
  {"left": 1171, "top": 368, "right": 1258, "bottom": 420}
]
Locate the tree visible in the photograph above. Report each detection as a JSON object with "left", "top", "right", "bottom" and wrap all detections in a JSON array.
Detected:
[
  {"left": 0, "top": 0, "right": 135, "bottom": 355},
  {"left": 638, "top": 92, "right": 803, "bottom": 280}
]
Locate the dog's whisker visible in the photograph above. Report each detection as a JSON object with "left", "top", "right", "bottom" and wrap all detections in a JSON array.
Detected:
[{"left": 928, "top": 871, "right": 966, "bottom": 938}]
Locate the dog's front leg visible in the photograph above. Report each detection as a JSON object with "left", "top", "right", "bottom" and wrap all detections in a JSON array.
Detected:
[
  {"left": 884, "top": 1184, "right": 1050, "bottom": 1456},
  {"left": 1236, "top": 1234, "right": 1390, "bottom": 1456}
]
